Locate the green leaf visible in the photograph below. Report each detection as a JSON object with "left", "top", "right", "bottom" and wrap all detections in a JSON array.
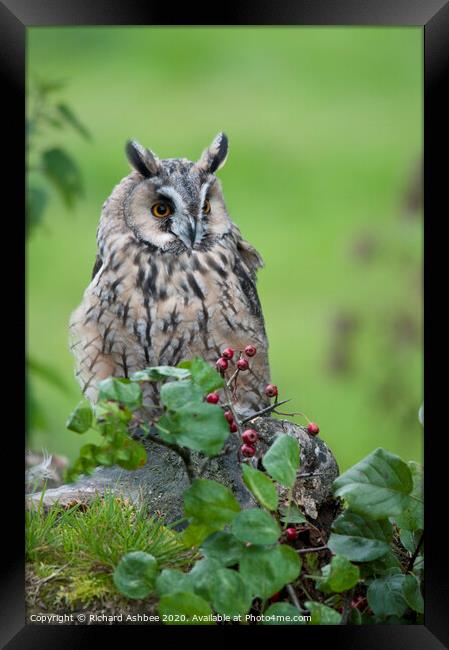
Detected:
[
  {"left": 200, "top": 531, "right": 245, "bottom": 567},
  {"left": 367, "top": 574, "right": 411, "bottom": 618},
  {"left": 189, "top": 557, "right": 222, "bottom": 601},
  {"left": 360, "top": 550, "right": 402, "bottom": 578},
  {"left": 403, "top": 574, "right": 424, "bottom": 613},
  {"left": 209, "top": 568, "right": 253, "bottom": 618},
  {"left": 182, "top": 522, "right": 217, "bottom": 547},
  {"left": 241, "top": 464, "right": 278, "bottom": 511},
  {"left": 184, "top": 479, "right": 240, "bottom": 530},
  {"left": 98, "top": 377, "right": 142, "bottom": 409},
  {"left": 399, "top": 528, "right": 422, "bottom": 555},
  {"left": 231, "top": 508, "right": 281, "bottom": 545},
  {"left": 27, "top": 186, "right": 48, "bottom": 233},
  {"left": 328, "top": 511, "right": 393, "bottom": 562},
  {"left": 157, "top": 402, "right": 229, "bottom": 456},
  {"left": 56, "top": 103, "right": 91, "bottom": 140},
  {"left": 315, "top": 555, "right": 360, "bottom": 593},
  {"left": 113, "top": 551, "right": 157, "bottom": 599},
  {"left": 279, "top": 503, "right": 307, "bottom": 525},
  {"left": 115, "top": 438, "right": 147, "bottom": 470},
  {"left": 41, "top": 148, "right": 83, "bottom": 209},
  {"left": 66, "top": 400, "right": 93, "bottom": 433},
  {"left": 393, "top": 461, "right": 423, "bottom": 532},
  {"left": 305, "top": 601, "right": 342, "bottom": 624},
  {"left": 240, "top": 544, "right": 301, "bottom": 599},
  {"left": 332, "top": 448, "right": 413, "bottom": 520},
  {"left": 160, "top": 379, "right": 204, "bottom": 410},
  {"left": 156, "top": 569, "right": 194, "bottom": 597},
  {"left": 262, "top": 435, "right": 300, "bottom": 488},
  {"left": 131, "top": 366, "right": 191, "bottom": 382},
  {"left": 158, "top": 591, "right": 213, "bottom": 625},
  {"left": 187, "top": 357, "right": 224, "bottom": 393},
  {"left": 262, "top": 603, "right": 306, "bottom": 624}
]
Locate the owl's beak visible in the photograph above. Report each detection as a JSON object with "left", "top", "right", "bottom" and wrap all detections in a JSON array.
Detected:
[{"left": 171, "top": 215, "right": 203, "bottom": 249}]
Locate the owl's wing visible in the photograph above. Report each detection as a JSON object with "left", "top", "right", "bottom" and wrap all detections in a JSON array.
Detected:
[
  {"left": 91, "top": 254, "right": 103, "bottom": 280},
  {"left": 236, "top": 237, "right": 264, "bottom": 276}
]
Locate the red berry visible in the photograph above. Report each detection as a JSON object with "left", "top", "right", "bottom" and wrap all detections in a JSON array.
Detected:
[
  {"left": 244, "top": 345, "right": 257, "bottom": 357},
  {"left": 265, "top": 384, "right": 278, "bottom": 398},
  {"left": 242, "top": 429, "right": 258, "bottom": 444},
  {"left": 222, "top": 347, "right": 234, "bottom": 360},
  {"left": 230, "top": 422, "right": 238, "bottom": 433},
  {"left": 237, "top": 358, "right": 249, "bottom": 371},
  {"left": 206, "top": 392, "right": 219, "bottom": 404},
  {"left": 286, "top": 527, "right": 298, "bottom": 542},
  {"left": 269, "top": 592, "right": 281, "bottom": 603},
  {"left": 224, "top": 410, "right": 234, "bottom": 424},
  {"left": 241, "top": 444, "right": 256, "bottom": 458},
  {"left": 307, "top": 422, "right": 320, "bottom": 435},
  {"left": 216, "top": 357, "right": 228, "bottom": 372}
]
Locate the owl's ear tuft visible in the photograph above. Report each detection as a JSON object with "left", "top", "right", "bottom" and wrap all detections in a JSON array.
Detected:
[
  {"left": 198, "top": 132, "right": 228, "bottom": 174},
  {"left": 125, "top": 140, "right": 160, "bottom": 177}
]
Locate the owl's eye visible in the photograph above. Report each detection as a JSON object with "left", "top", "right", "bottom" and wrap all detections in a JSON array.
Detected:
[
  {"left": 151, "top": 202, "right": 172, "bottom": 218},
  {"left": 203, "top": 199, "right": 211, "bottom": 215}
]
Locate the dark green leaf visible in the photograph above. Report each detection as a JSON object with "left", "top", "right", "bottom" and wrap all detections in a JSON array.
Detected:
[
  {"left": 239, "top": 544, "right": 301, "bottom": 599},
  {"left": 305, "top": 601, "right": 342, "bottom": 624},
  {"left": 158, "top": 591, "right": 213, "bottom": 624},
  {"left": 262, "top": 602, "right": 306, "bottom": 624},
  {"left": 156, "top": 569, "right": 194, "bottom": 597},
  {"left": 160, "top": 379, "right": 203, "bottom": 410},
  {"left": 115, "top": 438, "right": 147, "bottom": 470},
  {"left": 231, "top": 508, "right": 280, "bottom": 545},
  {"left": 241, "top": 464, "right": 278, "bottom": 511},
  {"left": 131, "top": 366, "right": 190, "bottom": 382},
  {"left": 393, "top": 461, "right": 423, "bottom": 532},
  {"left": 403, "top": 574, "right": 424, "bottom": 613},
  {"left": 41, "top": 148, "right": 83, "bottom": 209},
  {"left": 157, "top": 402, "right": 229, "bottom": 456},
  {"left": 200, "top": 531, "right": 245, "bottom": 567},
  {"left": 184, "top": 479, "right": 240, "bottom": 530},
  {"left": 27, "top": 186, "right": 48, "bottom": 233},
  {"left": 328, "top": 511, "right": 393, "bottom": 562},
  {"left": 399, "top": 528, "right": 423, "bottom": 555},
  {"left": 66, "top": 400, "right": 93, "bottom": 433},
  {"left": 209, "top": 568, "right": 253, "bottom": 618},
  {"left": 98, "top": 377, "right": 142, "bottom": 409},
  {"left": 57, "top": 103, "right": 91, "bottom": 140},
  {"left": 367, "top": 574, "right": 410, "bottom": 618},
  {"left": 189, "top": 557, "right": 222, "bottom": 601},
  {"left": 332, "top": 448, "right": 413, "bottom": 519},
  {"left": 186, "top": 356, "right": 224, "bottom": 393},
  {"left": 262, "top": 435, "right": 300, "bottom": 488},
  {"left": 315, "top": 555, "right": 360, "bottom": 593},
  {"left": 279, "top": 503, "right": 307, "bottom": 525},
  {"left": 113, "top": 551, "right": 157, "bottom": 599}
]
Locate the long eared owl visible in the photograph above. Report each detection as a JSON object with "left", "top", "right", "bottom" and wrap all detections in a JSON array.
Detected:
[{"left": 69, "top": 133, "right": 270, "bottom": 415}]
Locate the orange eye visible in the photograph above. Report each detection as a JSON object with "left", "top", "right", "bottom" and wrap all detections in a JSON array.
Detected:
[
  {"left": 151, "top": 202, "right": 172, "bottom": 218},
  {"left": 203, "top": 199, "right": 211, "bottom": 215}
]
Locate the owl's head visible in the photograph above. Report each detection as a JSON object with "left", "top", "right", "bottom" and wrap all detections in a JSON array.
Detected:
[{"left": 112, "top": 133, "right": 231, "bottom": 252}]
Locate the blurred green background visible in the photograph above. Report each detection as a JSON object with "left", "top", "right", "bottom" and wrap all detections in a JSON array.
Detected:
[{"left": 26, "top": 27, "right": 423, "bottom": 471}]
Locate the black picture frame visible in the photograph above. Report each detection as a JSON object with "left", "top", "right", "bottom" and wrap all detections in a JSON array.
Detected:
[{"left": 3, "top": 0, "right": 446, "bottom": 646}]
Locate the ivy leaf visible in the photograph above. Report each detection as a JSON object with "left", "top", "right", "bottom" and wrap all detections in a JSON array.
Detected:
[
  {"left": 189, "top": 557, "right": 222, "bottom": 601},
  {"left": 98, "top": 377, "right": 142, "bottom": 409},
  {"left": 200, "top": 531, "right": 245, "bottom": 567},
  {"left": 262, "top": 602, "right": 305, "bottom": 624},
  {"left": 231, "top": 508, "right": 281, "bottom": 545},
  {"left": 157, "top": 402, "right": 229, "bottom": 456},
  {"left": 241, "top": 464, "right": 278, "bottom": 511},
  {"left": 158, "top": 591, "right": 213, "bottom": 625},
  {"left": 66, "top": 400, "right": 93, "bottom": 433},
  {"left": 240, "top": 544, "right": 301, "bottom": 599},
  {"left": 279, "top": 503, "right": 307, "bottom": 525},
  {"left": 315, "top": 555, "right": 360, "bottom": 593},
  {"left": 262, "top": 435, "right": 299, "bottom": 488},
  {"left": 27, "top": 186, "right": 48, "bottom": 234},
  {"left": 56, "top": 103, "right": 91, "bottom": 140},
  {"left": 332, "top": 448, "right": 413, "bottom": 520},
  {"left": 179, "top": 357, "right": 224, "bottom": 393},
  {"left": 156, "top": 569, "right": 194, "bottom": 597},
  {"left": 131, "top": 366, "right": 191, "bottom": 382},
  {"left": 41, "top": 148, "right": 83, "bottom": 209},
  {"left": 209, "top": 568, "right": 253, "bottom": 618},
  {"left": 113, "top": 551, "right": 157, "bottom": 599},
  {"left": 160, "top": 379, "right": 203, "bottom": 410},
  {"left": 184, "top": 479, "right": 240, "bottom": 530},
  {"left": 305, "top": 601, "right": 342, "bottom": 624},
  {"left": 328, "top": 511, "right": 393, "bottom": 562}
]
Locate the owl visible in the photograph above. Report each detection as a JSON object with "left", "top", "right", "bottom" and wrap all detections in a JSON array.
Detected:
[{"left": 69, "top": 133, "right": 270, "bottom": 416}]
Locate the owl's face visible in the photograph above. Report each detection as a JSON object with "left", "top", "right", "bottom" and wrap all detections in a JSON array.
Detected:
[{"left": 120, "top": 133, "right": 231, "bottom": 252}]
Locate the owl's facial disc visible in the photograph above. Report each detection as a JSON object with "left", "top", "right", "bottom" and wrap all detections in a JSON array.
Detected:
[{"left": 157, "top": 184, "right": 205, "bottom": 249}]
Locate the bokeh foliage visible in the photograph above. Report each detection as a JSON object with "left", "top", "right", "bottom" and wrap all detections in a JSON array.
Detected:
[{"left": 26, "top": 27, "right": 423, "bottom": 469}]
